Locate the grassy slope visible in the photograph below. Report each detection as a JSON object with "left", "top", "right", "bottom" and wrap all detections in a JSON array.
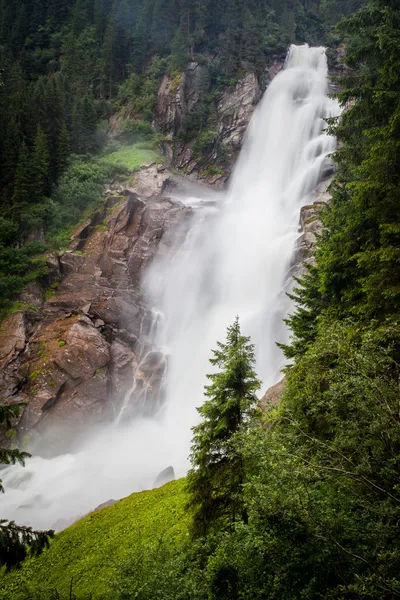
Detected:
[
  {"left": 103, "top": 143, "right": 163, "bottom": 170},
  {"left": 0, "top": 479, "right": 188, "bottom": 600}
]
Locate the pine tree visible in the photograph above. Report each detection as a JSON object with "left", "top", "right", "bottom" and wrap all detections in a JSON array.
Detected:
[
  {"left": 81, "top": 94, "right": 99, "bottom": 153},
  {"left": 2, "top": 118, "right": 21, "bottom": 190},
  {"left": 241, "top": 7, "right": 264, "bottom": 73},
  {"left": 32, "top": 124, "right": 51, "bottom": 200},
  {"left": 220, "top": 0, "right": 242, "bottom": 77},
  {"left": 170, "top": 26, "right": 188, "bottom": 71},
  {"left": 94, "top": 0, "right": 107, "bottom": 44},
  {"left": 6, "top": 63, "right": 28, "bottom": 135},
  {"left": 12, "top": 142, "right": 32, "bottom": 209},
  {"left": 57, "top": 121, "right": 70, "bottom": 175},
  {"left": 151, "top": 0, "right": 177, "bottom": 54},
  {"left": 131, "top": 15, "right": 149, "bottom": 74},
  {"left": 187, "top": 317, "right": 261, "bottom": 537},
  {"left": 0, "top": 403, "right": 54, "bottom": 571}
]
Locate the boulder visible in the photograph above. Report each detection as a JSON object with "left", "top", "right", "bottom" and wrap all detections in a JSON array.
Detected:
[
  {"left": 53, "top": 319, "right": 110, "bottom": 380},
  {"left": 133, "top": 164, "right": 171, "bottom": 199},
  {"left": 59, "top": 252, "right": 86, "bottom": 276},
  {"left": 110, "top": 340, "right": 136, "bottom": 403},
  {"left": 153, "top": 466, "right": 175, "bottom": 488},
  {"left": 260, "top": 379, "right": 286, "bottom": 412},
  {"left": 17, "top": 282, "right": 44, "bottom": 309}
]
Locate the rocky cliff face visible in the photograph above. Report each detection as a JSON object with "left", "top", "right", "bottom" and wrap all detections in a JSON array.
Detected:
[
  {"left": 153, "top": 61, "right": 283, "bottom": 182},
  {"left": 0, "top": 165, "right": 192, "bottom": 452},
  {"left": 296, "top": 176, "right": 332, "bottom": 276},
  {"left": 152, "top": 51, "right": 345, "bottom": 182}
]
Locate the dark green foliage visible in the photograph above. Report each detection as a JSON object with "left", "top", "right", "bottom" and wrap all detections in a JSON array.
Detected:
[
  {"left": 32, "top": 124, "right": 51, "bottom": 199},
  {"left": 284, "top": 0, "right": 400, "bottom": 358},
  {"left": 187, "top": 317, "right": 261, "bottom": 537},
  {"left": 0, "top": 403, "right": 54, "bottom": 571},
  {"left": 12, "top": 142, "right": 33, "bottom": 209},
  {"left": 170, "top": 26, "right": 188, "bottom": 72},
  {"left": 47, "top": 157, "right": 128, "bottom": 248},
  {"left": 57, "top": 122, "right": 70, "bottom": 175}
]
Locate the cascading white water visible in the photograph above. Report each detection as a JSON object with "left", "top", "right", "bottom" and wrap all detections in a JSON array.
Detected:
[{"left": 0, "top": 45, "right": 341, "bottom": 531}]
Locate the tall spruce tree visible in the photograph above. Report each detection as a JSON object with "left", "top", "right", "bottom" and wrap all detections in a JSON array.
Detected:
[
  {"left": 12, "top": 142, "right": 32, "bottom": 209},
  {"left": 32, "top": 124, "right": 51, "bottom": 199},
  {"left": 187, "top": 317, "right": 261, "bottom": 537},
  {"left": 57, "top": 121, "right": 70, "bottom": 175}
]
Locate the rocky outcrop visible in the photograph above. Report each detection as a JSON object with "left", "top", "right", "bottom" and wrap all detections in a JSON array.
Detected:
[
  {"left": 0, "top": 166, "right": 192, "bottom": 452},
  {"left": 295, "top": 177, "right": 333, "bottom": 277},
  {"left": 153, "top": 62, "right": 207, "bottom": 139},
  {"left": 213, "top": 72, "right": 262, "bottom": 165},
  {"left": 153, "top": 465, "right": 175, "bottom": 488},
  {"left": 153, "top": 60, "right": 283, "bottom": 182},
  {"left": 327, "top": 44, "right": 351, "bottom": 93},
  {"left": 260, "top": 379, "right": 286, "bottom": 413}
]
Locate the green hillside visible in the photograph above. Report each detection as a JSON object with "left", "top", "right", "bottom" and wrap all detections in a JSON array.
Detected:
[{"left": 0, "top": 479, "right": 188, "bottom": 600}]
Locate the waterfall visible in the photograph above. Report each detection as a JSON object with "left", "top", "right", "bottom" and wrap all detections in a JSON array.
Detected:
[{"left": 0, "top": 45, "right": 341, "bottom": 531}]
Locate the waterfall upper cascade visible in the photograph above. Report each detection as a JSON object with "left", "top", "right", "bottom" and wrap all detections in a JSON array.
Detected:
[{"left": 0, "top": 45, "right": 341, "bottom": 531}]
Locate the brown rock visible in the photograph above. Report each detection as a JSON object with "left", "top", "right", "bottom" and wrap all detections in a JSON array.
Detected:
[
  {"left": 295, "top": 176, "right": 333, "bottom": 276},
  {"left": 132, "top": 164, "right": 170, "bottom": 198},
  {"left": 0, "top": 312, "right": 26, "bottom": 371},
  {"left": 59, "top": 252, "right": 86, "bottom": 275},
  {"left": 217, "top": 72, "right": 262, "bottom": 151},
  {"left": 54, "top": 319, "right": 110, "bottom": 380},
  {"left": 17, "top": 282, "right": 44, "bottom": 309},
  {"left": 260, "top": 379, "right": 286, "bottom": 412},
  {"left": 110, "top": 340, "right": 136, "bottom": 400}
]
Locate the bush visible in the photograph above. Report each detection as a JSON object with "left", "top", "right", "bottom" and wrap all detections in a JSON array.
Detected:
[
  {"left": 47, "top": 157, "right": 128, "bottom": 247},
  {"left": 194, "top": 129, "right": 218, "bottom": 154},
  {"left": 118, "top": 120, "right": 153, "bottom": 143}
]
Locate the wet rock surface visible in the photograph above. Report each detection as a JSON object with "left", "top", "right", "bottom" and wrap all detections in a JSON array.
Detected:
[
  {"left": 296, "top": 177, "right": 333, "bottom": 277},
  {"left": 0, "top": 166, "right": 192, "bottom": 451}
]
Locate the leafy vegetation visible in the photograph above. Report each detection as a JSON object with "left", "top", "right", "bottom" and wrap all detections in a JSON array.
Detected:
[
  {"left": 99, "top": 1, "right": 400, "bottom": 599},
  {"left": 0, "top": 156, "right": 127, "bottom": 312},
  {"left": 102, "top": 143, "right": 162, "bottom": 171}
]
